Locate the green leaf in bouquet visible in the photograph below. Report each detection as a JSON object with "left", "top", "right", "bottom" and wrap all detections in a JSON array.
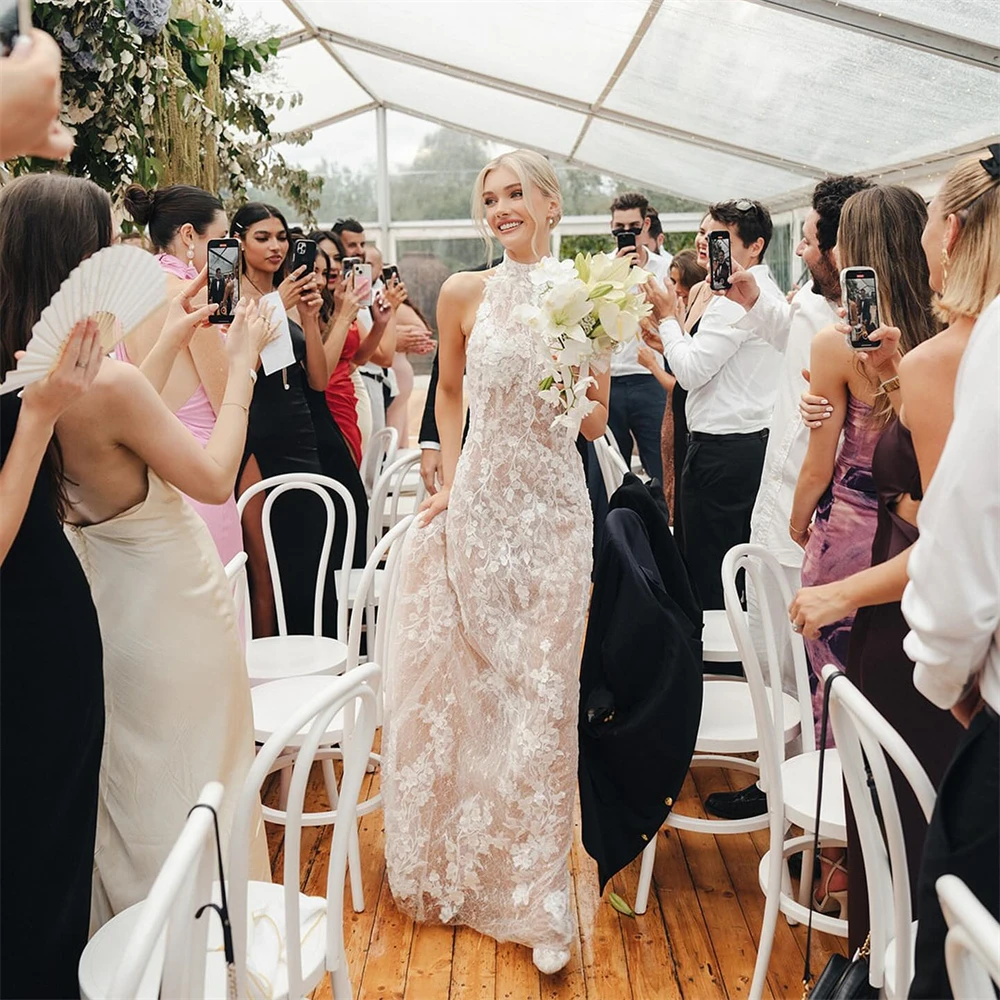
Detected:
[
  {"left": 539, "top": 375, "right": 555, "bottom": 391},
  {"left": 608, "top": 892, "right": 635, "bottom": 918},
  {"left": 588, "top": 282, "right": 614, "bottom": 300}
]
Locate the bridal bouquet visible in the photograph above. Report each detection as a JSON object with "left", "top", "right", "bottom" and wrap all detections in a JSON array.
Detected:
[{"left": 515, "top": 252, "right": 652, "bottom": 435}]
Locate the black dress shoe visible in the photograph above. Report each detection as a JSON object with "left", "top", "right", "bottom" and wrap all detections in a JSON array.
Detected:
[{"left": 704, "top": 782, "right": 768, "bottom": 819}]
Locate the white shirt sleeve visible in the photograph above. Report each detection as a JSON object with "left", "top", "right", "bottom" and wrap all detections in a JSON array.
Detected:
[
  {"left": 902, "top": 300, "right": 1000, "bottom": 709},
  {"left": 733, "top": 287, "right": 793, "bottom": 354},
  {"left": 659, "top": 299, "right": 749, "bottom": 391}
]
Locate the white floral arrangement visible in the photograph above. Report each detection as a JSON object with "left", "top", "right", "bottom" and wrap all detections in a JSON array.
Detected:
[{"left": 515, "top": 252, "right": 653, "bottom": 436}]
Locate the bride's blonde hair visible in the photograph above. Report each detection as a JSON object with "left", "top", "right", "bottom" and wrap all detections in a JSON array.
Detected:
[{"left": 471, "top": 149, "right": 562, "bottom": 262}]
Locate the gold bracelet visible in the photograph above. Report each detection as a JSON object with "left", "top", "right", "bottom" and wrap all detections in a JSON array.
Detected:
[
  {"left": 221, "top": 401, "right": 249, "bottom": 415},
  {"left": 879, "top": 374, "right": 901, "bottom": 393},
  {"left": 789, "top": 519, "right": 810, "bottom": 537}
]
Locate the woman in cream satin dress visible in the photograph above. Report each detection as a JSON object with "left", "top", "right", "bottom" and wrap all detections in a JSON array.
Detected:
[{"left": 0, "top": 175, "right": 271, "bottom": 928}]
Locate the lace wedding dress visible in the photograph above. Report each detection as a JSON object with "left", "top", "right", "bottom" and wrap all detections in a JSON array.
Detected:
[{"left": 383, "top": 253, "right": 592, "bottom": 954}]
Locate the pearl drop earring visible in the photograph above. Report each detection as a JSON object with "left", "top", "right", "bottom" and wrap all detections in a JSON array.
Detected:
[{"left": 187, "top": 246, "right": 195, "bottom": 261}]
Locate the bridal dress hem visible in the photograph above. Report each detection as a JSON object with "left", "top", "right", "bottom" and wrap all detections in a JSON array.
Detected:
[{"left": 383, "top": 254, "right": 592, "bottom": 951}]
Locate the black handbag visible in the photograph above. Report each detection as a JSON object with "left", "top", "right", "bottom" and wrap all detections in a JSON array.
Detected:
[{"left": 801, "top": 671, "right": 877, "bottom": 999}]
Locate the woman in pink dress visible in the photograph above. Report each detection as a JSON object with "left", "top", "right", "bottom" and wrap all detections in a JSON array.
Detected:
[{"left": 121, "top": 184, "right": 242, "bottom": 565}]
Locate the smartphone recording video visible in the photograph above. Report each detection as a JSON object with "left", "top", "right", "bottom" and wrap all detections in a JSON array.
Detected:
[
  {"left": 0, "top": 0, "right": 30, "bottom": 57},
  {"left": 709, "top": 231, "right": 732, "bottom": 291},
  {"left": 352, "top": 262, "right": 373, "bottom": 308},
  {"left": 207, "top": 239, "right": 240, "bottom": 324},
  {"left": 382, "top": 264, "right": 399, "bottom": 285},
  {"left": 841, "top": 267, "right": 880, "bottom": 350},
  {"left": 615, "top": 231, "right": 637, "bottom": 252},
  {"left": 289, "top": 238, "right": 317, "bottom": 277}
]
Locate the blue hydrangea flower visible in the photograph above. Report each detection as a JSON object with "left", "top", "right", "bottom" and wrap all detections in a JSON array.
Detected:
[
  {"left": 124, "top": 0, "right": 170, "bottom": 38},
  {"left": 73, "top": 49, "right": 99, "bottom": 71}
]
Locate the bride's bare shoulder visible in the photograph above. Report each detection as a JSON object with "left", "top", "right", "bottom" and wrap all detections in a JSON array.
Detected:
[{"left": 439, "top": 268, "right": 489, "bottom": 306}]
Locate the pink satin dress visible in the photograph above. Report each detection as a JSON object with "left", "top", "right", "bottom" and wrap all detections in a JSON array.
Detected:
[{"left": 114, "top": 254, "right": 242, "bottom": 567}]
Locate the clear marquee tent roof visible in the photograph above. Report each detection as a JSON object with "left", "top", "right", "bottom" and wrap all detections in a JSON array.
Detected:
[{"left": 235, "top": 0, "right": 1000, "bottom": 212}]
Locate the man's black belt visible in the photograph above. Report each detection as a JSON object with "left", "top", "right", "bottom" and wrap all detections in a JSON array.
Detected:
[{"left": 689, "top": 429, "right": 769, "bottom": 443}]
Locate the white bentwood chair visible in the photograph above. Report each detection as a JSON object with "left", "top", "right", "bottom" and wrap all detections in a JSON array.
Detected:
[
  {"left": 250, "top": 515, "right": 414, "bottom": 913},
  {"left": 359, "top": 425, "right": 398, "bottom": 499},
  {"left": 78, "top": 783, "right": 224, "bottom": 999},
  {"left": 594, "top": 433, "right": 630, "bottom": 502},
  {"left": 236, "top": 473, "right": 355, "bottom": 685},
  {"left": 635, "top": 545, "right": 846, "bottom": 964},
  {"left": 825, "top": 664, "right": 937, "bottom": 998},
  {"left": 937, "top": 874, "right": 1000, "bottom": 999}
]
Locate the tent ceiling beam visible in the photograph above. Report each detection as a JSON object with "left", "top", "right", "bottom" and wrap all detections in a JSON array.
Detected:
[
  {"left": 568, "top": 0, "right": 662, "bottom": 159},
  {"left": 272, "top": 101, "right": 380, "bottom": 144},
  {"left": 379, "top": 102, "right": 711, "bottom": 208},
  {"left": 745, "top": 0, "right": 1000, "bottom": 71},
  {"left": 279, "top": 0, "right": 382, "bottom": 101},
  {"left": 275, "top": 25, "right": 826, "bottom": 177}
]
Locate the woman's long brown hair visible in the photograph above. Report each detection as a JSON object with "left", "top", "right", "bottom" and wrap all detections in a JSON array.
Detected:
[
  {"left": 837, "top": 184, "right": 938, "bottom": 422},
  {"left": 0, "top": 174, "right": 114, "bottom": 516}
]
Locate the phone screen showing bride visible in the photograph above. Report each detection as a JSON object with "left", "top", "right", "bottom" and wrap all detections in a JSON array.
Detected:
[{"left": 207, "top": 240, "right": 241, "bottom": 324}]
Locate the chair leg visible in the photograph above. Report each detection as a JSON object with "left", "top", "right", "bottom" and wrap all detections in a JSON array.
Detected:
[
  {"left": 279, "top": 765, "right": 291, "bottom": 812},
  {"left": 792, "top": 848, "right": 816, "bottom": 926},
  {"left": 330, "top": 964, "right": 352, "bottom": 1000},
  {"left": 321, "top": 758, "right": 365, "bottom": 913},
  {"left": 751, "top": 822, "right": 787, "bottom": 1000},
  {"left": 635, "top": 836, "right": 658, "bottom": 915}
]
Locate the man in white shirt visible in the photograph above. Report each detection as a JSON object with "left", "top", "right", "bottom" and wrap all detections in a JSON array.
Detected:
[
  {"left": 699, "top": 175, "right": 873, "bottom": 819},
  {"left": 901, "top": 295, "right": 1000, "bottom": 999},
  {"left": 648, "top": 199, "right": 783, "bottom": 610},
  {"left": 607, "top": 193, "right": 673, "bottom": 483}
]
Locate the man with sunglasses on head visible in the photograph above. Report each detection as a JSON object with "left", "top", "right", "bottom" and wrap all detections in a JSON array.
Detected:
[
  {"left": 646, "top": 198, "right": 784, "bottom": 613},
  {"left": 607, "top": 193, "right": 673, "bottom": 486}
]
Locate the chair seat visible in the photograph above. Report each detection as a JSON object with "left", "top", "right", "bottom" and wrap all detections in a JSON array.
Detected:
[
  {"left": 246, "top": 635, "right": 348, "bottom": 686},
  {"left": 78, "top": 883, "right": 327, "bottom": 1000},
  {"left": 883, "top": 920, "right": 918, "bottom": 997},
  {"left": 781, "top": 748, "right": 847, "bottom": 839},
  {"left": 703, "top": 609, "right": 742, "bottom": 663},
  {"left": 696, "top": 679, "right": 800, "bottom": 753},
  {"left": 252, "top": 675, "right": 353, "bottom": 745},
  {"left": 333, "top": 567, "right": 384, "bottom": 604}
]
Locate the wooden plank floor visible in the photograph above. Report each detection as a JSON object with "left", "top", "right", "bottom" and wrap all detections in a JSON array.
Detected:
[{"left": 262, "top": 750, "right": 846, "bottom": 1000}]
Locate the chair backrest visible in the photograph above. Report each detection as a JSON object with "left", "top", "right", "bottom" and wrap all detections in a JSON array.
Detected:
[
  {"left": 823, "top": 664, "right": 937, "bottom": 993},
  {"left": 722, "top": 544, "right": 816, "bottom": 793},
  {"left": 109, "top": 782, "right": 224, "bottom": 999},
  {"left": 359, "top": 426, "right": 399, "bottom": 498},
  {"left": 227, "top": 667, "right": 379, "bottom": 1000},
  {"left": 367, "top": 451, "right": 424, "bottom": 553},
  {"left": 223, "top": 551, "right": 248, "bottom": 642},
  {"left": 593, "top": 435, "right": 630, "bottom": 501},
  {"left": 938, "top": 874, "right": 1000, "bottom": 999},
  {"left": 237, "top": 473, "right": 357, "bottom": 641}
]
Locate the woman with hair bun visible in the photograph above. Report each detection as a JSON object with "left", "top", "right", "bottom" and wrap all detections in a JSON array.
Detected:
[{"left": 121, "top": 183, "right": 241, "bottom": 564}]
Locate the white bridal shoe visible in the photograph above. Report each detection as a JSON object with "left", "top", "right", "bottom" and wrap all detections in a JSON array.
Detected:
[{"left": 532, "top": 946, "right": 571, "bottom": 974}]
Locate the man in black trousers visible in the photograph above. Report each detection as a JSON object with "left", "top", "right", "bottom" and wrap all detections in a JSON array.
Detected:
[{"left": 646, "top": 199, "right": 784, "bottom": 609}]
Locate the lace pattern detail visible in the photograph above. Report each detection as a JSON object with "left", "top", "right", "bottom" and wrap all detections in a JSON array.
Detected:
[{"left": 383, "top": 255, "right": 591, "bottom": 949}]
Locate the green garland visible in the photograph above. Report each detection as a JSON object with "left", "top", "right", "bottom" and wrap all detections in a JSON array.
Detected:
[{"left": 5, "top": 0, "right": 321, "bottom": 223}]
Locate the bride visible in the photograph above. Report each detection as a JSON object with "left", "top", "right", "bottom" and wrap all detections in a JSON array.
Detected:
[{"left": 382, "top": 150, "right": 609, "bottom": 974}]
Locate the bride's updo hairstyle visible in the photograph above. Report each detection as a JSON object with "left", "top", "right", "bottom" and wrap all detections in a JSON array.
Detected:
[
  {"left": 471, "top": 149, "right": 562, "bottom": 261},
  {"left": 123, "top": 183, "right": 224, "bottom": 253},
  {"left": 932, "top": 150, "right": 1000, "bottom": 323}
]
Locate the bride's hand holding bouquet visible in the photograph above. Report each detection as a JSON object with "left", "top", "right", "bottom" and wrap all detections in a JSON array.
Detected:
[{"left": 515, "top": 251, "right": 652, "bottom": 436}]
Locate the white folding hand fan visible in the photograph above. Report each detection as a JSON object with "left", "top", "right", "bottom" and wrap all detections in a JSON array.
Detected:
[{"left": 0, "top": 244, "right": 167, "bottom": 395}]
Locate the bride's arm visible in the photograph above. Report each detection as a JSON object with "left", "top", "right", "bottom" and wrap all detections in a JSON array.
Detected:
[
  {"left": 420, "top": 272, "right": 475, "bottom": 524},
  {"left": 579, "top": 365, "right": 610, "bottom": 441}
]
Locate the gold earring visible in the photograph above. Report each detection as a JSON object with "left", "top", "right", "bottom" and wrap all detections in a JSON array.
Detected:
[{"left": 940, "top": 245, "right": 950, "bottom": 288}]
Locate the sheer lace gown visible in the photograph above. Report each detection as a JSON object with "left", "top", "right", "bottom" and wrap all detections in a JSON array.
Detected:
[{"left": 383, "top": 254, "right": 592, "bottom": 950}]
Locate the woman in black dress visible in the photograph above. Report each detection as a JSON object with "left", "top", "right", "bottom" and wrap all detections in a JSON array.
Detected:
[
  {"left": 0, "top": 314, "right": 105, "bottom": 996},
  {"left": 231, "top": 203, "right": 338, "bottom": 637},
  {"left": 789, "top": 174, "right": 999, "bottom": 954}
]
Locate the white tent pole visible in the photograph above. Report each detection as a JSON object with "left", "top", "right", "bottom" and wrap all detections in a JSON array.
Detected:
[{"left": 375, "top": 106, "right": 394, "bottom": 263}]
